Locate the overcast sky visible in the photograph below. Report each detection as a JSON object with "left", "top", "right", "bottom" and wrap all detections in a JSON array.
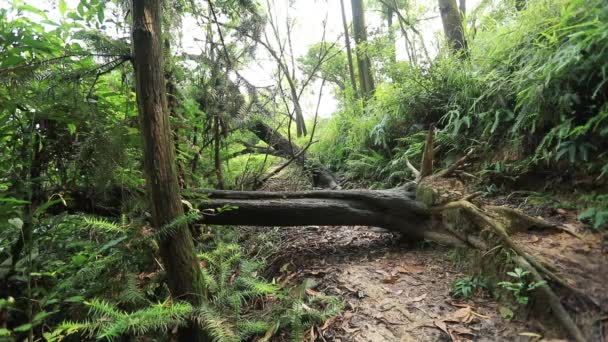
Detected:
[{"left": 2, "top": 0, "right": 480, "bottom": 117}]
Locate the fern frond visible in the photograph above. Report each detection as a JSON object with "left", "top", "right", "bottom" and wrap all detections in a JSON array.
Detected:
[
  {"left": 153, "top": 210, "right": 201, "bottom": 241},
  {"left": 193, "top": 304, "right": 239, "bottom": 342},
  {"left": 83, "top": 216, "right": 126, "bottom": 233}
]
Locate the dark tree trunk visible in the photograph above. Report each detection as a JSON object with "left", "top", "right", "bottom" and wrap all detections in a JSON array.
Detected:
[
  {"left": 350, "top": 0, "right": 375, "bottom": 98},
  {"left": 10, "top": 120, "right": 45, "bottom": 269},
  {"left": 214, "top": 115, "right": 225, "bottom": 189},
  {"left": 340, "top": 0, "right": 359, "bottom": 97},
  {"left": 438, "top": 0, "right": 467, "bottom": 54},
  {"left": 164, "top": 39, "right": 186, "bottom": 189},
  {"left": 195, "top": 185, "right": 431, "bottom": 236},
  {"left": 131, "top": 0, "right": 206, "bottom": 340},
  {"left": 250, "top": 121, "right": 340, "bottom": 189}
]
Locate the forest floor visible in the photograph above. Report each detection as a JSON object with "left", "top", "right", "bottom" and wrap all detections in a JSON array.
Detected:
[{"left": 255, "top": 195, "right": 608, "bottom": 342}]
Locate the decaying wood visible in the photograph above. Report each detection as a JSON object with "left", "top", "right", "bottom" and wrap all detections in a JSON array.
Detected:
[{"left": 419, "top": 124, "right": 435, "bottom": 180}]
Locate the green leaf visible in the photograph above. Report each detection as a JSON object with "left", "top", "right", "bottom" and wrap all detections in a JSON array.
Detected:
[
  {"left": 64, "top": 295, "right": 85, "bottom": 303},
  {"left": 14, "top": 323, "right": 32, "bottom": 333},
  {"left": 18, "top": 4, "right": 47, "bottom": 18},
  {"left": 59, "top": 0, "right": 67, "bottom": 15},
  {"left": 32, "top": 310, "right": 56, "bottom": 323},
  {"left": 71, "top": 254, "right": 88, "bottom": 267},
  {"left": 67, "top": 123, "right": 77, "bottom": 134}
]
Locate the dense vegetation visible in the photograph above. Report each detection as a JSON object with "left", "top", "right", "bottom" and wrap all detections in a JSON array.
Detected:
[{"left": 1, "top": 0, "right": 606, "bottom": 340}]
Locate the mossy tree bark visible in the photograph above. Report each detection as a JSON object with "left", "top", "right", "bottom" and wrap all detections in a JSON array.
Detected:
[
  {"left": 351, "top": 0, "right": 375, "bottom": 98},
  {"left": 340, "top": 0, "right": 359, "bottom": 98},
  {"left": 131, "top": 0, "right": 206, "bottom": 340},
  {"left": 438, "top": 0, "right": 467, "bottom": 54}
]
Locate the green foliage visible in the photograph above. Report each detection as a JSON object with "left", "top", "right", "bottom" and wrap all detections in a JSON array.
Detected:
[
  {"left": 498, "top": 268, "right": 545, "bottom": 305},
  {"left": 314, "top": 0, "right": 608, "bottom": 185},
  {"left": 58, "top": 299, "right": 192, "bottom": 340},
  {"left": 578, "top": 194, "right": 608, "bottom": 230},
  {"left": 451, "top": 276, "right": 487, "bottom": 299}
]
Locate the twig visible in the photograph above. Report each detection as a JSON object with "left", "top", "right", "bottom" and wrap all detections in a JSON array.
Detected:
[
  {"left": 405, "top": 157, "right": 420, "bottom": 179},
  {"left": 435, "top": 148, "right": 475, "bottom": 178}
]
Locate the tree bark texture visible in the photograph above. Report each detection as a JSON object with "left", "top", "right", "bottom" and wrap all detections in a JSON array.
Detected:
[
  {"left": 350, "top": 0, "right": 375, "bottom": 97},
  {"left": 131, "top": 0, "right": 206, "bottom": 340},
  {"left": 438, "top": 0, "right": 467, "bottom": 54},
  {"left": 195, "top": 186, "right": 431, "bottom": 236}
]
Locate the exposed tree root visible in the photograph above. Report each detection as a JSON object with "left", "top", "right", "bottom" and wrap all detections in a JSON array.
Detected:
[
  {"left": 486, "top": 205, "right": 584, "bottom": 239},
  {"left": 426, "top": 199, "right": 594, "bottom": 341},
  {"left": 516, "top": 256, "right": 587, "bottom": 342}
]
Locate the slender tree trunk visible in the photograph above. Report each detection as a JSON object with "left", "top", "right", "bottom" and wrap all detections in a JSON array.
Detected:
[
  {"left": 438, "top": 0, "right": 467, "bottom": 54},
  {"left": 385, "top": 5, "right": 396, "bottom": 63},
  {"left": 10, "top": 121, "right": 44, "bottom": 269},
  {"left": 131, "top": 0, "right": 206, "bottom": 340},
  {"left": 350, "top": 0, "right": 375, "bottom": 98},
  {"left": 459, "top": 0, "right": 466, "bottom": 16},
  {"left": 213, "top": 114, "right": 224, "bottom": 189},
  {"left": 340, "top": 0, "right": 358, "bottom": 98}
]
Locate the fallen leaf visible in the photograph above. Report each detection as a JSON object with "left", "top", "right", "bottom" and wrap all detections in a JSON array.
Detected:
[
  {"left": 383, "top": 274, "right": 400, "bottom": 284},
  {"left": 320, "top": 316, "right": 337, "bottom": 331},
  {"left": 397, "top": 264, "right": 425, "bottom": 273},
  {"left": 518, "top": 331, "right": 542, "bottom": 338},
  {"left": 433, "top": 320, "right": 455, "bottom": 341},
  {"left": 308, "top": 326, "right": 316, "bottom": 342},
  {"left": 305, "top": 288, "right": 320, "bottom": 296},
  {"left": 433, "top": 320, "right": 449, "bottom": 335},
  {"left": 409, "top": 293, "right": 427, "bottom": 302},
  {"left": 447, "top": 307, "right": 474, "bottom": 324},
  {"left": 451, "top": 326, "right": 474, "bottom": 336}
]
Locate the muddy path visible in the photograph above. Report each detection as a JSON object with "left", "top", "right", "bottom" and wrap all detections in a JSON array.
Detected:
[{"left": 257, "top": 220, "right": 606, "bottom": 341}]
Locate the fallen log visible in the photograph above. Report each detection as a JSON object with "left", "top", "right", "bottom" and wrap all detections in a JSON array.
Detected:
[
  {"left": 193, "top": 185, "right": 431, "bottom": 235},
  {"left": 250, "top": 121, "right": 340, "bottom": 189}
]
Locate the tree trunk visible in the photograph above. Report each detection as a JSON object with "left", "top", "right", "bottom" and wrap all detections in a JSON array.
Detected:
[
  {"left": 438, "top": 0, "right": 467, "bottom": 54},
  {"left": 195, "top": 185, "right": 430, "bottom": 236},
  {"left": 131, "top": 0, "right": 206, "bottom": 340},
  {"left": 340, "top": 0, "right": 359, "bottom": 97},
  {"left": 164, "top": 38, "right": 186, "bottom": 189},
  {"left": 459, "top": 0, "right": 466, "bottom": 16},
  {"left": 385, "top": 4, "right": 396, "bottom": 63},
  {"left": 350, "top": 0, "right": 375, "bottom": 98},
  {"left": 250, "top": 120, "right": 340, "bottom": 189},
  {"left": 214, "top": 114, "right": 225, "bottom": 189}
]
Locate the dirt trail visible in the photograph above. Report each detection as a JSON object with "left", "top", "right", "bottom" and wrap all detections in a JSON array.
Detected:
[{"left": 266, "top": 223, "right": 606, "bottom": 342}]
